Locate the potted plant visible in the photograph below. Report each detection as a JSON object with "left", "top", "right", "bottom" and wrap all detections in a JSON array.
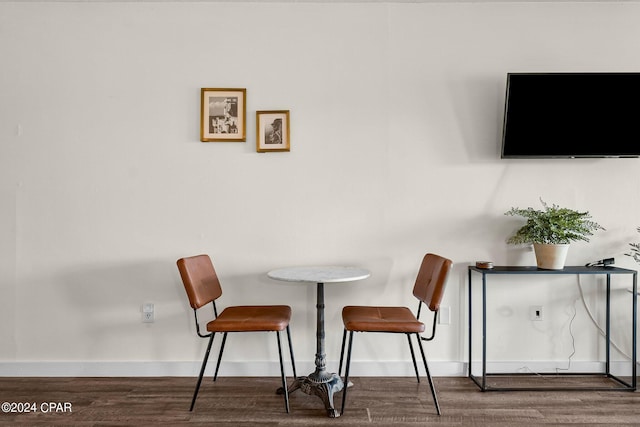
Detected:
[{"left": 505, "top": 199, "right": 605, "bottom": 270}]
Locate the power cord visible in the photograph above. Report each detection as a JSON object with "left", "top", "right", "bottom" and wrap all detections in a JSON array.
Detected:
[
  {"left": 517, "top": 298, "right": 578, "bottom": 377},
  {"left": 519, "top": 274, "right": 637, "bottom": 376},
  {"left": 577, "top": 275, "right": 640, "bottom": 368},
  {"left": 555, "top": 298, "right": 577, "bottom": 373}
]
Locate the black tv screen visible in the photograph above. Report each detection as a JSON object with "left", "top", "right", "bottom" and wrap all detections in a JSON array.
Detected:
[{"left": 501, "top": 72, "right": 640, "bottom": 158}]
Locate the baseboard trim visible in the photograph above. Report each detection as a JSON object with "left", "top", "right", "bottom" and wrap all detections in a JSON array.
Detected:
[{"left": 0, "top": 360, "right": 631, "bottom": 377}]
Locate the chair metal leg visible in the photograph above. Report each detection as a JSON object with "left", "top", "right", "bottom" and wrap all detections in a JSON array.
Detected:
[
  {"left": 276, "top": 331, "right": 290, "bottom": 413},
  {"left": 406, "top": 333, "right": 421, "bottom": 383},
  {"left": 340, "top": 331, "right": 354, "bottom": 415},
  {"left": 338, "top": 328, "right": 347, "bottom": 376},
  {"left": 213, "top": 332, "right": 227, "bottom": 381},
  {"left": 416, "top": 333, "right": 441, "bottom": 415},
  {"left": 190, "top": 333, "right": 215, "bottom": 411},
  {"left": 286, "top": 325, "right": 297, "bottom": 378}
]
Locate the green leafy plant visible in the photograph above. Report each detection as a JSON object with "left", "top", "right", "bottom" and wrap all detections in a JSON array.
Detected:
[
  {"left": 627, "top": 227, "right": 640, "bottom": 264},
  {"left": 505, "top": 199, "right": 604, "bottom": 245}
]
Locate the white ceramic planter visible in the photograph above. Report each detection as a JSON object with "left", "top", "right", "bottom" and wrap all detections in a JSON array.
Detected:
[{"left": 533, "top": 243, "right": 570, "bottom": 270}]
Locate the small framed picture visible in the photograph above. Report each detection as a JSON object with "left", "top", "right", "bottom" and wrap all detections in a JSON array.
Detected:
[
  {"left": 200, "top": 88, "right": 246, "bottom": 142},
  {"left": 256, "top": 110, "right": 290, "bottom": 152}
]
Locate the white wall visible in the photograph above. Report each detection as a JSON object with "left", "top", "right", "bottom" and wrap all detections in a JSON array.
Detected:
[{"left": 1, "top": 1, "right": 639, "bottom": 377}]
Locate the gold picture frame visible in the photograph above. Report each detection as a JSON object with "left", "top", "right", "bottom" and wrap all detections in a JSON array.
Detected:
[
  {"left": 200, "top": 88, "right": 246, "bottom": 142},
  {"left": 256, "top": 110, "right": 290, "bottom": 152}
]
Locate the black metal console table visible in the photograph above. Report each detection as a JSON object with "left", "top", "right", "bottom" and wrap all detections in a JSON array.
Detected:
[{"left": 468, "top": 265, "right": 637, "bottom": 391}]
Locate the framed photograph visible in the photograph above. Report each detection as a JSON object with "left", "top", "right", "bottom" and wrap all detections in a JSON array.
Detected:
[
  {"left": 200, "top": 88, "right": 246, "bottom": 142},
  {"left": 256, "top": 110, "right": 290, "bottom": 152}
]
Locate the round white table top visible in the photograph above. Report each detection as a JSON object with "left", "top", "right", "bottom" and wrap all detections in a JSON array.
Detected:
[{"left": 267, "top": 266, "right": 370, "bottom": 284}]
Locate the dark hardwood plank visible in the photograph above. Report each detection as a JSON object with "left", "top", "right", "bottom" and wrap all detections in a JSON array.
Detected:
[{"left": 0, "top": 376, "right": 638, "bottom": 425}]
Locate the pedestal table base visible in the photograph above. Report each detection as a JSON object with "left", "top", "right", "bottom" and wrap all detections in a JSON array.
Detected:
[{"left": 289, "top": 370, "right": 344, "bottom": 418}]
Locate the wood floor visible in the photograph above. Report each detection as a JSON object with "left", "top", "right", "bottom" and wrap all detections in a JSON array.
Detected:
[{"left": 1, "top": 376, "right": 638, "bottom": 426}]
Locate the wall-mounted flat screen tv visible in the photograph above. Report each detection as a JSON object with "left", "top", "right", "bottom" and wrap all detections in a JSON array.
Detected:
[{"left": 501, "top": 72, "right": 640, "bottom": 158}]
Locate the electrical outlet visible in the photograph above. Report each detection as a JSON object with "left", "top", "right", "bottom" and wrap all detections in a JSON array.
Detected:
[
  {"left": 530, "top": 305, "right": 543, "bottom": 321},
  {"left": 142, "top": 303, "right": 154, "bottom": 323}
]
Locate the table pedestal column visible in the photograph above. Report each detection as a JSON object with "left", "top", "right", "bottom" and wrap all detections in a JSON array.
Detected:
[{"left": 286, "top": 283, "right": 344, "bottom": 417}]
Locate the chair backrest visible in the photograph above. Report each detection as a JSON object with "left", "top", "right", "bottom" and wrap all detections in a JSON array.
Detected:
[
  {"left": 412, "top": 253, "right": 452, "bottom": 312},
  {"left": 177, "top": 254, "right": 223, "bottom": 310}
]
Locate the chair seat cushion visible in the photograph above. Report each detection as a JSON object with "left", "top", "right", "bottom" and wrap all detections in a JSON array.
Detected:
[
  {"left": 342, "top": 306, "right": 425, "bottom": 333},
  {"left": 207, "top": 305, "right": 291, "bottom": 332}
]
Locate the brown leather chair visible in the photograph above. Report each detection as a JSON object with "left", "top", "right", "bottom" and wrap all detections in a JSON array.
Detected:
[
  {"left": 338, "top": 253, "right": 452, "bottom": 416},
  {"left": 177, "top": 254, "right": 297, "bottom": 412}
]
